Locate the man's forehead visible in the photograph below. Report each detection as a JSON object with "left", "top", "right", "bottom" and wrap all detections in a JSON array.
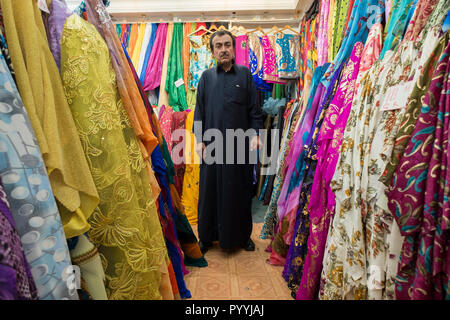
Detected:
[{"left": 212, "top": 34, "right": 233, "bottom": 44}]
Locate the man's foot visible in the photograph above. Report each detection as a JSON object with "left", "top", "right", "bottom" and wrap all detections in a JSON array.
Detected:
[
  {"left": 241, "top": 238, "right": 255, "bottom": 251},
  {"left": 199, "top": 241, "right": 213, "bottom": 254}
]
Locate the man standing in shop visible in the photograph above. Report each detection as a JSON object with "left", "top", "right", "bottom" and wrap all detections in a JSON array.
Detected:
[{"left": 193, "top": 30, "right": 264, "bottom": 254}]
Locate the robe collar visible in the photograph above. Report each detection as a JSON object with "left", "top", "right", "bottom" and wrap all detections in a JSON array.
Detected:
[{"left": 216, "top": 62, "right": 237, "bottom": 73}]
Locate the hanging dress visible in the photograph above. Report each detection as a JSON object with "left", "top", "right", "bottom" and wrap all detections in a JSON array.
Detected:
[
  {"left": 0, "top": 0, "right": 99, "bottom": 240},
  {"left": 143, "top": 23, "right": 169, "bottom": 91},
  {"left": 0, "top": 47, "right": 77, "bottom": 300},
  {"left": 60, "top": 13, "right": 169, "bottom": 300},
  {"left": 165, "top": 23, "right": 188, "bottom": 112}
]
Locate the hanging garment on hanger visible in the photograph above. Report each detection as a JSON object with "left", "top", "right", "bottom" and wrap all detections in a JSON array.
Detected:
[
  {"left": 317, "top": 0, "right": 330, "bottom": 66},
  {"left": 296, "top": 42, "right": 364, "bottom": 300},
  {"left": 274, "top": 33, "right": 300, "bottom": 79},
  {"left": 261, "top": 35, "right": 287, "bottom": 84},
  {"left": 379, "top": 0, "right": 416, "bottom": 61},
  {"left": 137, "top": 23, "right": 152, "bottom": 79},
  {"left": 188, "top": 32, "right": 215, "bottom": 90},
  {"left": 165, "top": 23, "right": 188, "bottom": 112},
  {"left": 0, "top": 48, "right": 78, "bottom": 300},
  {"left": 260, "top": 101, "right": 301, "bottom": 240},
  {"left": 131, "top": 23, "right": 146, "bottom": 69},
  {"left": 270, "top": 62, "right": 341, "bottom": 268},
  {"left": 125, "top": 43, "right": 207, "bottom": 273},
  {"left": 1, "top": 0, "right": 100, "bottom": 240},
  {"left": 139, "top": 23, "right": 157, "bottom": 84},
  {"left": 143, "top": 23, "right": 168, "bottom": 91},
  {"left": 331, "top": 0, "right": 350, "bottom": 59},
  {"left": 320, "top": 0, "right": 449, "bottom": 300},
  {"left": 60, "top": 12, "right": 170, "bottom": 300},
  {"left": 182, "top": 22, "right": 193, "bottom": 93},
  {"left": 248, "top": 34, "right": 273, "bottom": 91},
  {"left": 127, "top": 23, "right": 139, "bottom": 57},
  {"left": 235, "top": 35, "right": 249, "bottom": 68},
  {"left": 327, "top": 0, "right": 337, "bottom": 61},
  {"left": 181, "top": 109, "right": 200, "bottom": 226},
  {"left": 278, "top": 63, "right": 329, "bottom": 290},
  {"left": 158, "top": 23, "right": 174, "bottom": 110},
  {"left": 343, "top": 0, "right": 356, "bottom": 36},
  {"left": 44, "top": 0, "right": 73, "bottom": 71},
  {"left": 387, "top": 34, "right": 450, "bottom": 301},
  {"left": 0, "top": 182, "right": 39, "bottom": 300}
]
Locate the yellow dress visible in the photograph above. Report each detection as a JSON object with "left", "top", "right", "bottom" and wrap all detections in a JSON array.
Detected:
[
  {"left": 181, "top": 109, "right": 200, "bottom": 225},
  {"left": 61, "top": 14, "right": 168, "bottom": 300},
  {"left": 0, "top": 0, "right": 99, "bottom": 238}
]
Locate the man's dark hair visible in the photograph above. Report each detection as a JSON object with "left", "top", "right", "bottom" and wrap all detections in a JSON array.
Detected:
[{"left": 209, "top": 30, "right": 236, "bottom": 52}]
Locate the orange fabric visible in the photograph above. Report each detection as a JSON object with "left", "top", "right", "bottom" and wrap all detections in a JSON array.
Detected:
[
  {"left": 167, "top": 259, "right": 181, "bottom": 300},
  {"left": 128, "top": 23, "right": 139, "bottom": 56},
  {"left": 96, "top": 16, "right": 159, "bottom": 159},
  {"left": 169, "top": 183, "right": 184, "bottom": 214},
  {"left": 182, "top": 22, "right": 192, "bottom": 93}
]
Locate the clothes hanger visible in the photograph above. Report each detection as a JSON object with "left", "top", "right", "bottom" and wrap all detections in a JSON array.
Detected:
[
  {"left": 187, "top": 25, "right": 213, "bottom": 36},
  {"left": 246, "top": 26, "right": 264, "bottom": 35},
  {"left": 218, "top": 25, "right": 228, "bottom": 31},
  {"left": 278, "top": 25, "right": 300, "bottom": 35},
  {"left": 209, "top": 24, "right": 219, "bottom": 32},
  {"left": 263, "top": 26, "right": 281, "bottom": 36}
]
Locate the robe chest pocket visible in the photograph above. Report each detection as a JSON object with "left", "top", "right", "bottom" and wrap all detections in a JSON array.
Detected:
[{"left": 225, "top": 84, "right": 247, "bottom": 105}]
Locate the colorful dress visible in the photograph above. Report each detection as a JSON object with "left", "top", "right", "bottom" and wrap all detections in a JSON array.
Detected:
[
  {"left": 387, "top": 35, "right": 450, "bottom": 300},
  {"left": 188, "top": 33, "right": 215, "bottom": 90},
  {"left": 274, "top": 33, "right": 300, "bottom": 79},
  {"left": 296, "top": 42, "right": 364, "bottom": 300},
  {"left": 235, "top": 35, "right": 249, "bottom": 68},
  {"left": 165, "top": 23, "right": 188, "bottom": 112},
  {"left": 260, "top": 35, "right": 287, "bottom": 84},
  {"left": 248, "top": 34, "right": 272, "bottom": 91},
  {"left": 0, "top": 49, "right": 77, "bottom": 300},
  {"left": 61, "top": 12, "right": 168, "bottom": 300},
  {"left": 143, "top": 23, "right": 169, "bottom": 91}
]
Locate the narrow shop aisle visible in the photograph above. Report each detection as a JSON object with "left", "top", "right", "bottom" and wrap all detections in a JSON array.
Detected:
[{"left": 185, "top": 200, "right": 293, "bottom": 300}]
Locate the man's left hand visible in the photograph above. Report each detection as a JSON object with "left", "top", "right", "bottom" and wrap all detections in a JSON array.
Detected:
[{"left": 250, "top": 136, "right": 263, "bottom": 151}]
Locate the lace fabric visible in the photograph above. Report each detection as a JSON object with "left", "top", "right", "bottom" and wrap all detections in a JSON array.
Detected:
[{"left": 60, "top": 14, "right": 168, "bottom": 300}]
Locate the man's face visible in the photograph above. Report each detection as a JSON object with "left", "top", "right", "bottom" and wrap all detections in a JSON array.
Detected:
[{"left": 212, "top": 34, "right": 234, "bottom": 65}]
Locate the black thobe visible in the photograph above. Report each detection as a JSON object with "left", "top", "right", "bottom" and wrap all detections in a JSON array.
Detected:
[{"left": 193, "top": 63, "right": 264, "bottom": 249}]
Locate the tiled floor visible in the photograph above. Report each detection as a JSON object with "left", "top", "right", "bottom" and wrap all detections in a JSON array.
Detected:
[{"left": 185, "top": 223, "right": 294, "bottom": 300}]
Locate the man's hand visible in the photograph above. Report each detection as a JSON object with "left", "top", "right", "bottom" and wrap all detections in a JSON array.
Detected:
[
  {"left": 196, "top": 142, "right": 206, "bottom": 159},
  {"left": 250, "top": 136, "right": 263, "bottom": 151}
]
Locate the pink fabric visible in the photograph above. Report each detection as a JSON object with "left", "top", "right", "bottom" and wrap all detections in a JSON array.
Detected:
[
  {"left": 143, "top": 23, "right": 168, "bottom": 91},
  {"left": 359, "top": 23, "right": 382, "bottom": 74},
  {"left": 296, "top": 42, "right": 364, "bottom": 300},
  {"left": 261, "top": 35, "right": 287, "bottom": 84},
  {"left": 317, "top": 0, "right": 330, "bottom": 65},
  {"left": 235, "top": 35, "right": 249, "bottom": 68}
]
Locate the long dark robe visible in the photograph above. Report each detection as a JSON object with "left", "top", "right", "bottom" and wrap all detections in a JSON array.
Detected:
[{"left": 193, "top": 63, "right": 264, "bottom": 249}]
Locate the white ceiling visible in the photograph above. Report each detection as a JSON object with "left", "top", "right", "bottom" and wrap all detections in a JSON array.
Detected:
[{"left": 66, "top": 0, "right": 314, "bottom": 25}]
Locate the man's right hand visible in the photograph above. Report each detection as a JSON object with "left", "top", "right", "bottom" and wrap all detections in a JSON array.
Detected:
[{"left": 196, "top": 143, "right": 206, "bottom": 159}]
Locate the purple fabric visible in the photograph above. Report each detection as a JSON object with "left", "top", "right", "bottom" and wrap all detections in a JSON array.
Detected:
[
  {"left": 0, "top": 183, "right": 39, "bottom": 300},
  {"left": 143, "top": 23, "right": 168, "bottom": 91},
  {"left": 296, "top": 42, "right": 363, "bottom": 300},
  {"left": 387, "top": 41, "right": 450, "bottom": 300},
  {"left": 45, "top": 0, "right": 73, "bottom": 70}
]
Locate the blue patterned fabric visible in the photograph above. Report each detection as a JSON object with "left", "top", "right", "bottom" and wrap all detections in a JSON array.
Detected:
[{"left": 0, "top": 52, "right": 77, "bottom": 300}]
